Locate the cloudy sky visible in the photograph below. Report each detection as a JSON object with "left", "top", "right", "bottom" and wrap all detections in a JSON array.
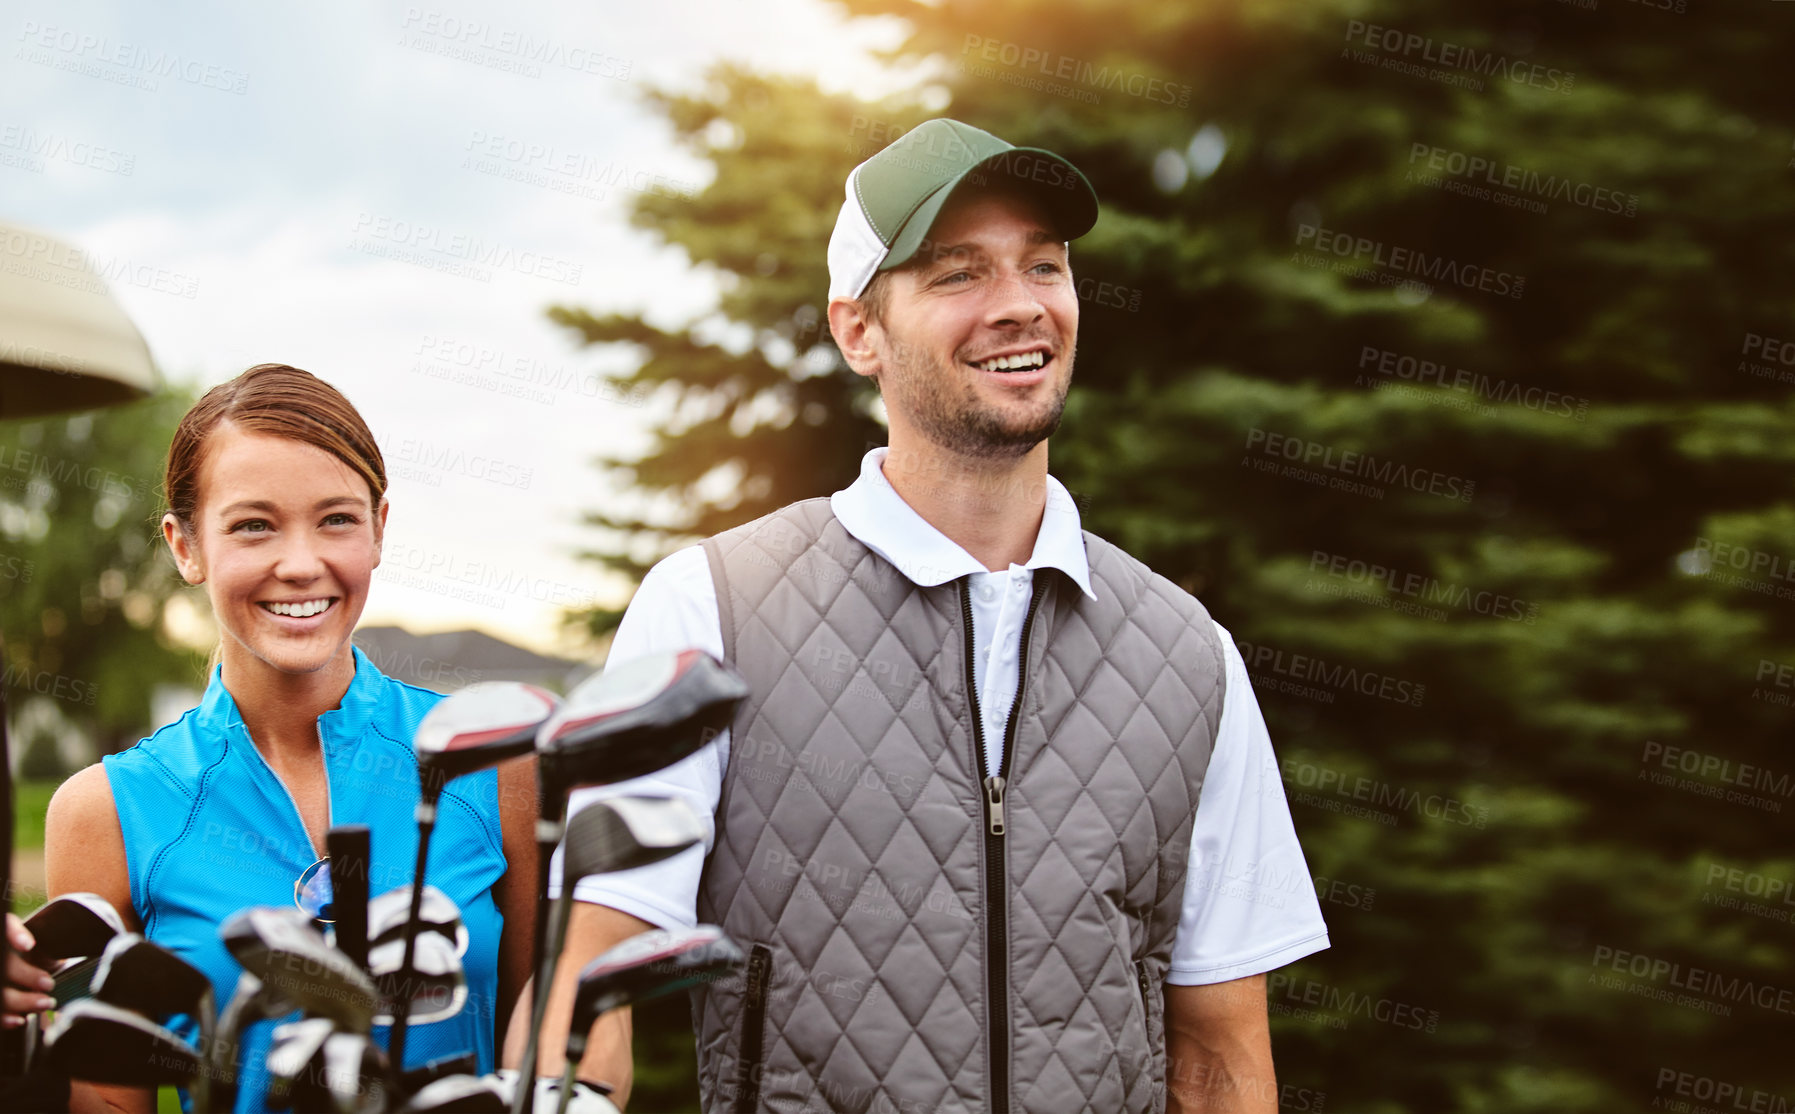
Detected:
[{"left": 3, "top": 0, "right": 916, "bottom": 657}]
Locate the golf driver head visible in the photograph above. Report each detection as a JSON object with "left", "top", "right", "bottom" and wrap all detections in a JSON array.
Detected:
[
  {"left": 221, "top": 906, "right": 380, "bottom": 1033},
  {"left": 536, "top": 650, "right": 747, "bottom": 795},
  {"left": 43, "top": 998, "right": 200, "bottom": 1085},
  {"left": 366, "top": 884, "right": 468, "bottom": 956},
  {"left": 416, "top": 681, "right": 560, "bottom": 788},
  {"left": 370, "top": 931, "right": 467, "bottom": 1026},
  {"left": 92, "top": 933, "right": 211, "bottom": 1020},
  {"left": 569, "top": 926, "right": 743, "bottom": 1040},
  {"left": 563, "top": 796, "right": 707, "bottom": 884},
  {"left": 22, "top": 892, "right": 125, "bottom": 968}
]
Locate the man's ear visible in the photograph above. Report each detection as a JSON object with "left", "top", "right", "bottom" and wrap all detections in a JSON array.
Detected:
[
  {"left": 828, "top": 297, "right": 882, "bottom": 380},
  {"left": 161, "top": 513, "right": 204, "bottom": 585}
]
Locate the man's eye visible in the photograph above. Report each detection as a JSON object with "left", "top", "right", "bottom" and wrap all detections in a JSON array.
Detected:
[
  {"left": 1031, "top": 261, "right": 1065, "bottom": 276},
  {"left": 938, "top": 271, "right": 974, "bottom": 286}
]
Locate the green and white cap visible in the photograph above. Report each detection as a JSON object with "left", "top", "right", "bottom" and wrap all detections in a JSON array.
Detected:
[{"left": 827, "top": 118, "right": 1100, "bottom": 300}]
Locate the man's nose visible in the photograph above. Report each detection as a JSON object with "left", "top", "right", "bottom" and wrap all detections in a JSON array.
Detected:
[{"left": 983, "top": 272, "right": 1048, "bottom": 327}]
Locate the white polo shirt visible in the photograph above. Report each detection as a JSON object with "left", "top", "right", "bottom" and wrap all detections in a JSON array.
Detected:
[{"left": 558, "top": 448, "right": 1329, "bottom": 984}]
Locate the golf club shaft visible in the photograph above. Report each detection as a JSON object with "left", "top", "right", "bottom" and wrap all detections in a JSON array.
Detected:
[
  {"left": 386, "top": 801, "right": 437, "bottom": 1091},
  {"left": 327, "top": 825, "right": 372, "bottom": 972},
  {"left": 511, "top": 783, "right": 566, "bottom": 1114}
]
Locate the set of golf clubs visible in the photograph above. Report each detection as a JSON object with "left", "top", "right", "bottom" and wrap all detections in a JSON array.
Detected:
[{"left": 20, "top": 648, "right": 750, "bottom": 1113}]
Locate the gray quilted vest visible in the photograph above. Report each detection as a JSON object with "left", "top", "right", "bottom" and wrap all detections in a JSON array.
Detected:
[{"left": 692, "top": 499, "right": 1227, "bottom": 1114}]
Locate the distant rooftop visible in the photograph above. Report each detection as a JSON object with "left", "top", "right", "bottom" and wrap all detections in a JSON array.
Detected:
[{"left": 353, "top": 625, "right": 596, "bottom": 695}]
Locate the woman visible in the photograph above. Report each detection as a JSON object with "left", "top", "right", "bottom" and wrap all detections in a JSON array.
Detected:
[{"left": 27, "top": 364, "right": 537, "bottom": 1112}]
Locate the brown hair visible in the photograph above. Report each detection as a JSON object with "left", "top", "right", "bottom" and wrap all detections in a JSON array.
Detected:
[
  {"left": 164, "top": 363, "right": 387, "bottom": 533},
  {"left": 858, "top": 271, "right": 892, "bottom": 328}
]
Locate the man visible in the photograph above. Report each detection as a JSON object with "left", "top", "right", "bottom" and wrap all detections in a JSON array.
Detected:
[{"left": 518, "top": 118, "right": 1328, "bottom": 1112}]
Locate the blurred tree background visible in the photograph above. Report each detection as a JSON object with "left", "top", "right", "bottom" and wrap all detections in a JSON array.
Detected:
[
  {"left": 556, "top": 0, "right": 1795, "bottom": 1109},
  {"left": 0, "top": 389, "right": 206, "bottom": 899}
]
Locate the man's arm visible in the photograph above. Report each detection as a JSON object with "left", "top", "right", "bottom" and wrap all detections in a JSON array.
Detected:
[
  {"left": 506, "top": 544, "right": 725, "bottom": 1108},
  {"left": 1165, "top": 974, "right": 1277, "bottom": 1114},
  {"left": 504, "top": 902, "right": 654, "bottom": 1106}
]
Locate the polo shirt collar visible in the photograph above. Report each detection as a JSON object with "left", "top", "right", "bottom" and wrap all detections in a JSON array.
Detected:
[
  {"left": 197, "top": 644, "right": 384, "bottom": 754},
  {"left": 830, "top": 447, "right": 1098, "bottom": 600}
]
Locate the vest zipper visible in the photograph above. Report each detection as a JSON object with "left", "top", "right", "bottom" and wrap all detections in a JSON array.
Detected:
[
  {"left": 961, "top": 576, "right": 1049, "bottom": 1114},
  {"left": 732, "top": 944, "right": 771, "bottom": 1114}
]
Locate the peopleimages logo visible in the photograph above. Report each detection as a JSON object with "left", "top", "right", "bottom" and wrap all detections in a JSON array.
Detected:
[
  {"left": 1295, "top": 223, "right": 1525, "bottom": 299},
  {"left": 1342, "top": 20, "right": 1576, "bottom": 94}
]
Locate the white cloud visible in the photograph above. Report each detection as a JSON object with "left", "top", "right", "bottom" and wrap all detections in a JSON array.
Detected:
[{"left": 3, "top": 0, "right": 915, "bottom": 655}]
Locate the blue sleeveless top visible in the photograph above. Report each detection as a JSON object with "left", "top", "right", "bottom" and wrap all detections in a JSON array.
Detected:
[{"left": 102, "top": 646, "right": 509, "bottom": 1113}]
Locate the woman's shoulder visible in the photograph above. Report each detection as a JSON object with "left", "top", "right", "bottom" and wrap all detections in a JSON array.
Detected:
[
  {"left": 103, "top": 702, "right": 220, "bottom": 793},
  {"left": 44, "top": 764, "right": 135, "bottom": 924}
]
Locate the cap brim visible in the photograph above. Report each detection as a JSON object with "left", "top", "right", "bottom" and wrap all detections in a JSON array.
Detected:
[{"left": 878, "top": 146, "right": 1099, "bottom": 274}]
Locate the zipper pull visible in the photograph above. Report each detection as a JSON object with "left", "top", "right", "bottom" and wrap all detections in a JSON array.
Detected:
[{"left": 985, "top": 776, "right": 1006, "bottom": 836}]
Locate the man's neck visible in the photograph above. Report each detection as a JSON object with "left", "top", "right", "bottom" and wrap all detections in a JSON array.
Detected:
[{"left": 880, "top": 438, "right": 1049, "bottom": 573}]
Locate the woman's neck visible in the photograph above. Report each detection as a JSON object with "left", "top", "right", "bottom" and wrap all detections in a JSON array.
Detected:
[{"left": 220, "top": 643, "right": 357, "bottom": 759}]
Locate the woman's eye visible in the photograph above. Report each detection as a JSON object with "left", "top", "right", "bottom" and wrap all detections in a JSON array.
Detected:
[
  {"left": 230, "top": 520, "right": 269, "bottom": 534},
  {"left": 323, "top": 513, "right": 358, "bottom": 527}
]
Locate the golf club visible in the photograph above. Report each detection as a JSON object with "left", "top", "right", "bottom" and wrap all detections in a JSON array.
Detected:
[
  {"left": 392, "top": 682, "right": 558, "bottom": 1083},
  {"left": 327, "top": 825, "right": 373, "bottom": 971},
  {"left": 397, "top": 1071, "right": 508, "bottom": 1114},
  {"left": 487, "top": 1071, "right": 619, "bottom": 1114},
  {"left": 21, "top": 892, "right": 125, "bottom": 970},
  {"left": 19, "top": 891, "right": 127, "bottom": 1070},
  {"left": 293, "top": 1031, "right": 388, "bottom": 1114},
  {"left": 541, "top": 796, "right": 705, "bottom": 996},
  {"left": 210, "top": 970, "right": 298, "bottom": 1114},
  {"left": 264, "top": 1016, "right": 335, "bottom": 1110},
  {"left": 42, "top": 998, "right": 201, "bottom": 1086},
  {"left": 513, "top": 651, "right": 745, "bottom": 1114},
  {"left": 368, "top": 884, "right": 468, "bottom": 956},
  {"left": 554, "top": 926, "right": 742, "bottom": 1114},
  {"left": 220, "top": 906, "right": 380, "bottom": 1033},
  {"left": 91, "top": 933, "right": 216, "bottom": 1112},
  {"left": 369, "top": 930, "right": 466, "bottom": 1027}
]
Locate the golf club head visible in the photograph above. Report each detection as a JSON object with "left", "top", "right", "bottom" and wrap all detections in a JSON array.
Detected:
[
  {"left": 370, "top": 931, "right": 467, "bottom": 1026},
  {"left": 367, "top": 884, "right": 468, "bottom": 956},
  {"left": 287, "top": 1032, "right": 388, "bottom": 1114},
  {"left": 563, "top": 796, "right": 707, "bottom": 883},
  {"left": 210, "top": 970, "right": 301, "bottom": 1112},
  {"left": 397, "top": 1072, "right": 509, "bottom": 1113},
  {"left": 265, "top": 1016, "right": 336, "bottom": 1109},
  {"left": 221, "top": 906, "right": 380, "bottom": 1033},
  {"left": 43, "top": 998, "right": 200, "bottom": 1085},
  {"left": 486, "top": 1071, "right": 620, "bottom": 1114},
  {"left": 569, "top": 926, "right": 742, "bottom": 1040},
  {"left": 92, "top": 933, "right": 211, "bottom": 1020},
  {"left": 536, "top": 651, "right": 746, "bottom": 795},
  {"left": 22, "top": 892, "right": 125, "bottom": 967},
  {"left": 416, "top": 682, "right": 561, "bottom": 788}
]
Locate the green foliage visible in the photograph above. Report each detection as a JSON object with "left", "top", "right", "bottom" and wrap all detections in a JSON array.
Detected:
[
  {"left": 564, "top": 0, "right": 1791, "bottom": 1107},
  {"left": 0, "top": 388, "right": 207, "bottom": 761}
]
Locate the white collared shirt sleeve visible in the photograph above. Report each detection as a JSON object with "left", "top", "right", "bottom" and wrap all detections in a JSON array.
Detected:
[
  {"left": 554, "top": 544, "right": 722, "bottom": 931},
  {"left": 1165, "top": 622, "right": 1331, "bottom": 984}
]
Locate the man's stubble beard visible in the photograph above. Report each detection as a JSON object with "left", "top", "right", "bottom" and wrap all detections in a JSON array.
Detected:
[{"left": 877, "top": 330, "right": 1075, "bottom": 463}]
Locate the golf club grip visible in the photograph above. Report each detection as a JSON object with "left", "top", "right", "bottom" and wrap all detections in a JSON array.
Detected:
[{"left": 326, "top": 825, "right": 372, "bottom": 972}]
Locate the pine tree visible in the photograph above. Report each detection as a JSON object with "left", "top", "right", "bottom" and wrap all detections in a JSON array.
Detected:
[{"left": 556, "top": 1, "right": 1795, "bottom": 1107}]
